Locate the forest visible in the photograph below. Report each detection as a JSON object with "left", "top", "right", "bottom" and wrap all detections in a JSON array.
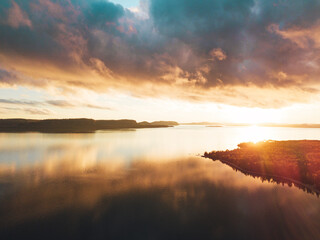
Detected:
[
  {"left": 204, "top": 140, "right": 320, "bottom": 194},
  {"left": 0, "top": 119, "right": 177, "bottom": 133}
]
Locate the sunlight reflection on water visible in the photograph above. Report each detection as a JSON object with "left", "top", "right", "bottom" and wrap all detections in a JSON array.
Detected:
[
  {"left": 1, "top": 125, "right": 320, "bottom": 168},
  {"left": 0, "top": 126, "right": 320, "bottom": 239}
]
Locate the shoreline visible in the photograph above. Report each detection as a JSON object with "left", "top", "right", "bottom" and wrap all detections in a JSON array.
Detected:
[
  {"left": 203, "top": 156, "right": 320, "bottom": 196},
  {"left": 0, "top": 119, "right": 177, "bottom": 133},
  {"left": 204, "top": 140, "right": 320, "bottom": 196}
]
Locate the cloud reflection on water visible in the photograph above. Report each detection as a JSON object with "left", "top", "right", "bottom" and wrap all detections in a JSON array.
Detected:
[{"left": 0, "top": 154, "right": 320, "bottom": 240}]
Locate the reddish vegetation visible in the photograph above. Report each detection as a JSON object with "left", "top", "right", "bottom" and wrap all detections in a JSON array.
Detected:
[{"left": 204, "top": 140, "right": 320, "bottom": 194}]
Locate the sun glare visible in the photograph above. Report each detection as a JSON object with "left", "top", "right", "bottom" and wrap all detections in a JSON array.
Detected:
[{"left": 242, "top": 126, "right": 272, "bottom": 143}]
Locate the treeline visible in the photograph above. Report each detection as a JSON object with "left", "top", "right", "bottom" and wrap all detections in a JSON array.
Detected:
[
  {"left": 0, "top": 119, "right": 178, "bottom": 133},
  {"left": 204, "top": 140, "right": 320, "bottom": 195}
]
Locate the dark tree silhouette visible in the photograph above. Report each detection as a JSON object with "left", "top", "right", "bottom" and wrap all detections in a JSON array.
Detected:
[{"left": 204, "top": 140, "right": 320, "bottom": 195}]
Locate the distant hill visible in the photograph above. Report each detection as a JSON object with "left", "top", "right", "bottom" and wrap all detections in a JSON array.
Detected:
[
  {"left": 181, "top": 122, "right": 217, "bottom": 125},
  {"left": 0, "top": 119, "right": 174, "bottom": 133},
  {"left": 139, "top": 121, "right": 179, "bottom": 126}
]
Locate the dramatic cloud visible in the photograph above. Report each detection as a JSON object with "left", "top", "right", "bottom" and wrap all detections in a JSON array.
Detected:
[{"left": 1, "top": 0, "right": 320, "bottom": 108}]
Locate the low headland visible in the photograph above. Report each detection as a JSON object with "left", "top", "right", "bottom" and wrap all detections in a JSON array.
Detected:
[
  {"left": 0, "top": 119, "right": 179, "bottom": 133},
  {"left": 204, "top": 140, "right": 320, "bottom": 195}
]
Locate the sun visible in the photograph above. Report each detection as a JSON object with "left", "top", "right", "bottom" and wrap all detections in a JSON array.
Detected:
[{"left": 243, "top": 125, "right": 272, "bottom": 143}]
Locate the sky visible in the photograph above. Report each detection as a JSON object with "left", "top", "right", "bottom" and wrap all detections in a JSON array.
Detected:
[{"left": 0, "top": 0, "right": 320, "bottom": 123}]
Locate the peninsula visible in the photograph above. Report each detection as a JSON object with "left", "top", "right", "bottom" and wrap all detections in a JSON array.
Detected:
[{"left": 204, "top": 140, "right": 320, "bottom": 195}]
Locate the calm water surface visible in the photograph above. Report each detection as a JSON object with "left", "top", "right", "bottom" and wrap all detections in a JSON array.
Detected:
[{"left": 0, "top": 126, "right": 320, "bottom": 239}]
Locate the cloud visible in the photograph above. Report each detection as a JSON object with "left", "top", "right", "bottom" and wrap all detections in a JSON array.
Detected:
[
  {"left": 6, "top": 1, "right": 32, "bottom": 28},
  {"left": 0, "top": 0, "right": 320, "bottom": 108},
  {"left": 46, "top": 100, "right": 112, "bottom": 110},
  {"left": 1, "top": 106, "right": 52, "bottom": 115},
  {"left": 23, "top": 107, "right": 51, "bottom": 115},
  {"left": 0, "top": 98, "right": 112, "bottom": 110},
  {"left": 0, "top": 98, "right": 38, "bottom": 105},
  {"left": 0, "top": 68, "right": 18, "bottom": 85},
  {"left": 269, "top": 22, "right": 320, "bottom": 49},
  {"left": 46, "top": 100, "right": 73, "bottom": 107},
  {"left": 209, "top": 48, "right": 227, "bottom": 61},
  {"left": 84, "top": 103, "right": 112, "bottom": 110}
]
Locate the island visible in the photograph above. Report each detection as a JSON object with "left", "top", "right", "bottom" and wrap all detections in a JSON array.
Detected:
[
  {"left": 0, "top": 119, "right": 179, "bottom": 133},
  {"left": 138, "top": 121, "right": 179, "bottom": 126},
  {"left": 204, "top": 140, "right": 320, "bottom": 195}
]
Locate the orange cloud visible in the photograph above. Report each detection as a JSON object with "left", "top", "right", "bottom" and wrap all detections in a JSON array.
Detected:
[
  {"left": 269, "top": 23, "right": 320, "bottom": 49},
  {"left": 209, "top": 48, "right": 227, "bottom": 61}
]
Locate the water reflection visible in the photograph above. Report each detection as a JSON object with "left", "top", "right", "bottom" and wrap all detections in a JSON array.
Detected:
[
  {"left": 1, "top": 126, "right": 320, "bottom": 239},
  {"left": 1, "top": 126, "right": 320, "bottom": 167},
  {"left": 1, "top": 155, "right": 320, "bottom": 240},
  {"left": 220, "top": 161, "right": 320, "bottom": 196}
]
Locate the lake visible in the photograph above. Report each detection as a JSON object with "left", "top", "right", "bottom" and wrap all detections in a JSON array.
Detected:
[{"left": 0, "top": 126, "right": 320, "bottom": 239}]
